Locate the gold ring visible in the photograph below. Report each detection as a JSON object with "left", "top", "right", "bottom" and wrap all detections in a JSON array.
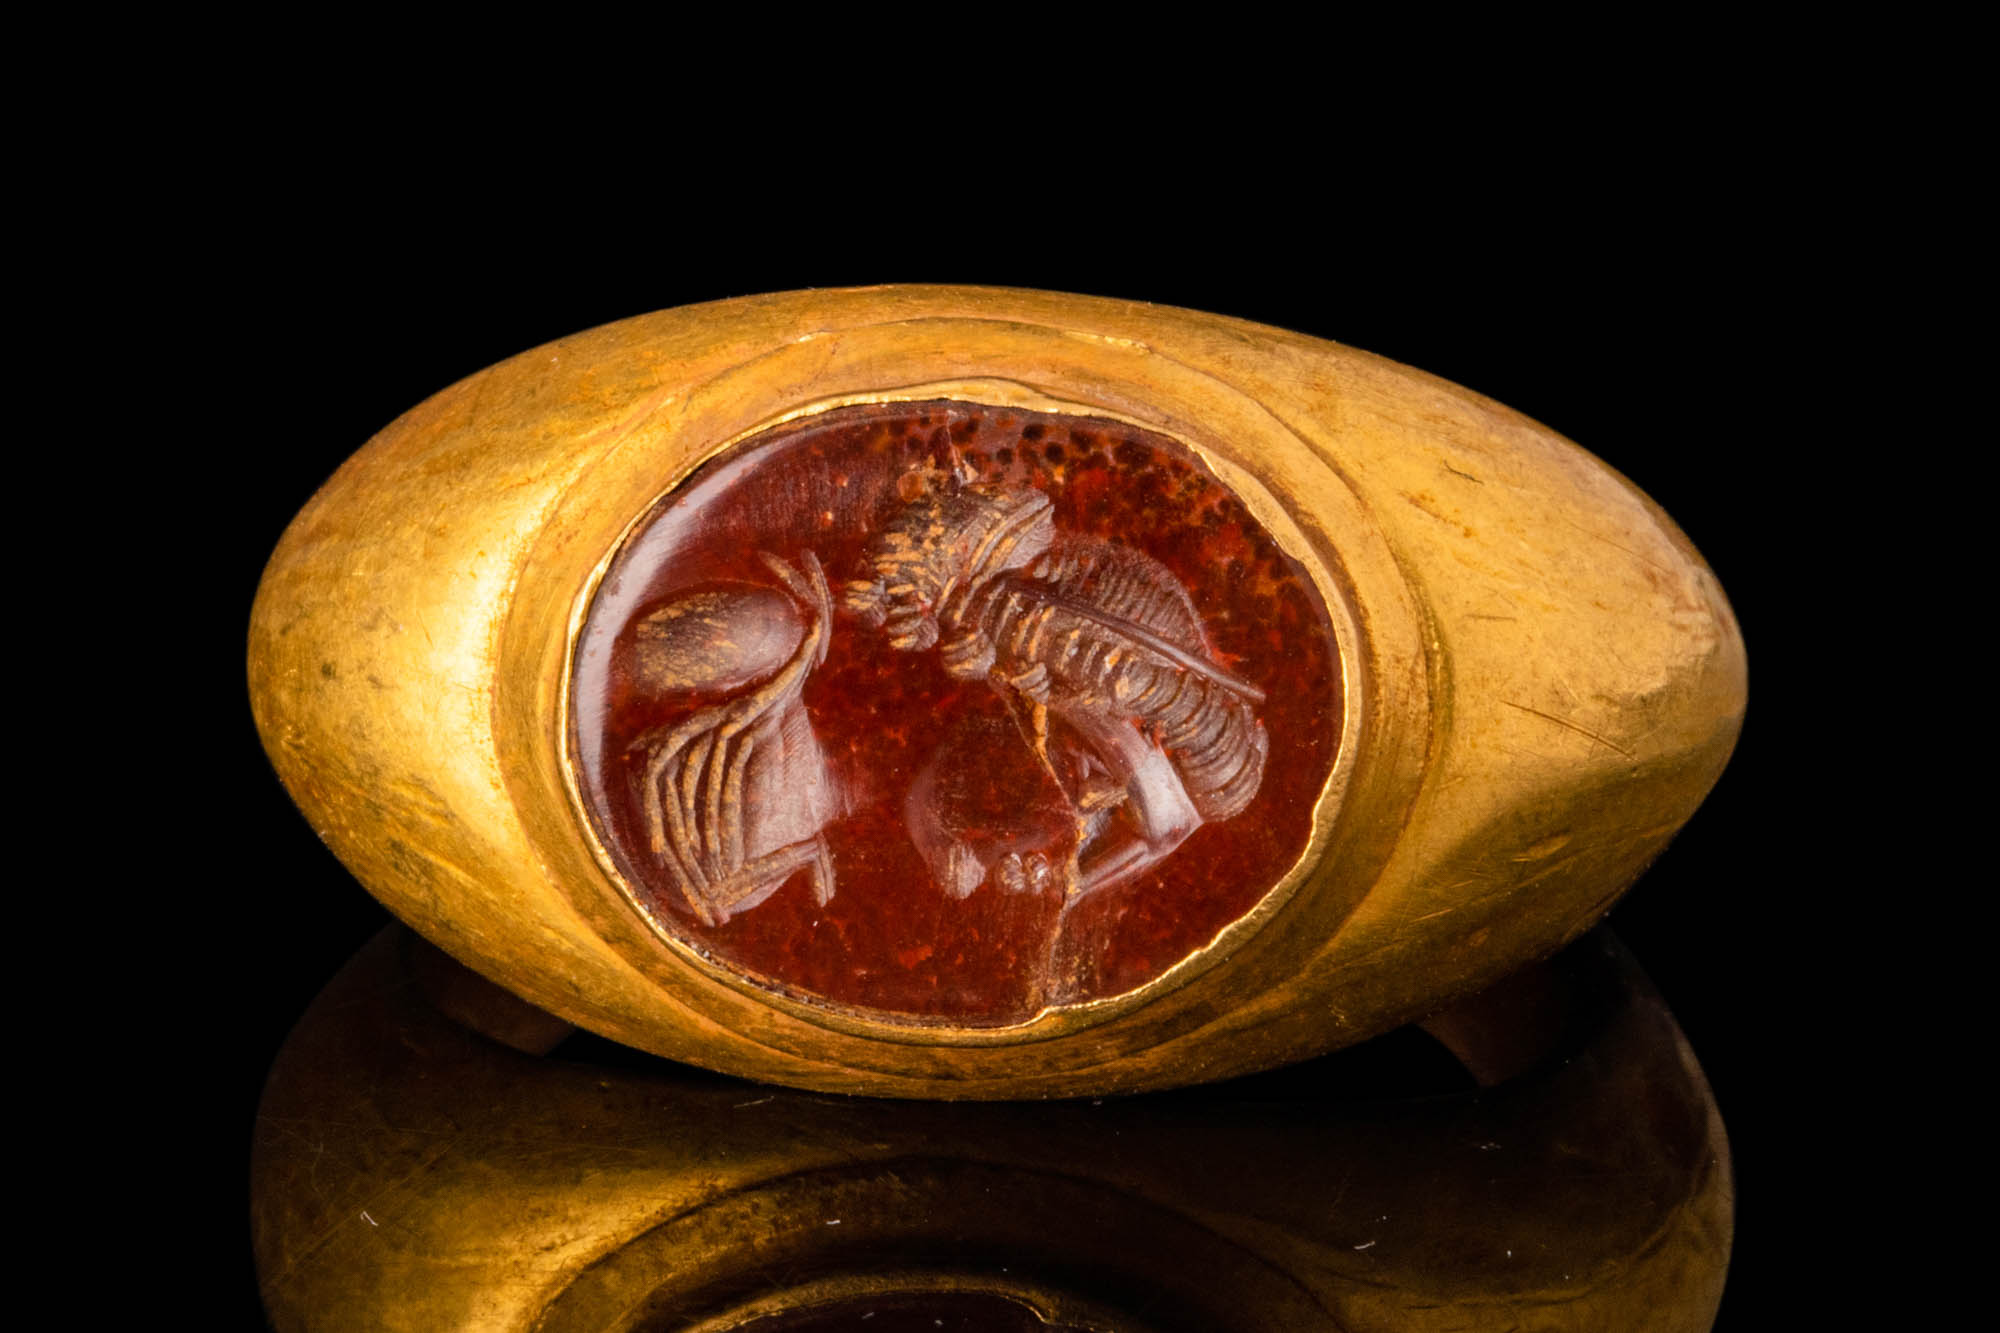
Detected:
[
  {"left": 253, "top": 923, "right": 1731, "bottom": 1330},
  {"left": 248, "top": 285, "right": 1745, "bottom": 1098}
]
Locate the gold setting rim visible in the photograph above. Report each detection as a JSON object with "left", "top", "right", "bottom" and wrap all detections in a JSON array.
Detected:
[{"left": 555, "top": 377, "right": 1368, "bottom": 1046}]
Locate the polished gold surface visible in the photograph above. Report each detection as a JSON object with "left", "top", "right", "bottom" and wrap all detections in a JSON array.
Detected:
[
  {"left": 247, "top": 286, "right": 1745, "bottom": 1096},
  {"left": 252, "top": 926, "right": 1731, "bottom": 1331}
]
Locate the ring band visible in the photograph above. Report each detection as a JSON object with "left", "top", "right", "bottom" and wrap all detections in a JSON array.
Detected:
[{"left": 248, "top": 285, "right": 1744, "bottom": 1098}]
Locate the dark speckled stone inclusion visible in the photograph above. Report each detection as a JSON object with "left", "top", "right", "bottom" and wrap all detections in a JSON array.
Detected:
[{"left": 571, "top": 401, "right": 1341, "bottom": 1024}]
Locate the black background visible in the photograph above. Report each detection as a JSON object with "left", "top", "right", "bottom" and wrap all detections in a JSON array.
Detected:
[{"left": 157, "top": 158, "right": 1822, "bottom": 1328}]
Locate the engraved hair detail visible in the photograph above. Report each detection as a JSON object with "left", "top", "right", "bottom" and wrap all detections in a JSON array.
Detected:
[{"left": 842, "top": 481, "right": 1056, "bottom": 654}]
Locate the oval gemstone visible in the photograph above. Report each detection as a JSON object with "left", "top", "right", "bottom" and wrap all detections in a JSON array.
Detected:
[{"left": 572, "top": 400, "right": 1343, "bottom": 1024}]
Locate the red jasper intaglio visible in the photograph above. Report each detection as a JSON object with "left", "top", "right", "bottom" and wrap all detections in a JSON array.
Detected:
[{"left": 570, "top": 400, "right": 1343, "bottom": 1024}]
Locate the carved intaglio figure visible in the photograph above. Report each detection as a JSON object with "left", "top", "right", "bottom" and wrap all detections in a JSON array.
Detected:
[
  {"left": 626, "top": 553, "right": 839, "bottom": 926},
  {"left": 572, "top": 401, "right": 1341, "bottom": 1023},
  {"left": 846, "top": 481, "right": 1268, "bottom": 905}
]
